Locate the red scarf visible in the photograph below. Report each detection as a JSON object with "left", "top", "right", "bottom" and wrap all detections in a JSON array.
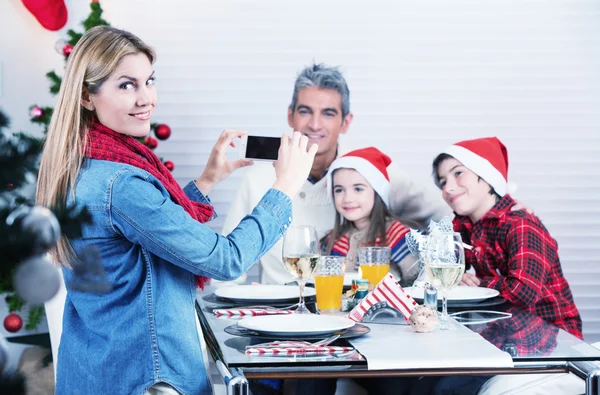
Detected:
[{"left": 85, "top": 121, "right": 214, "bottom": 289}]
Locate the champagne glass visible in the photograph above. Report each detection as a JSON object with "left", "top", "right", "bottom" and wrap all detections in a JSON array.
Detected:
[
  {"left": 282, "top": 225, "right": 320, "bottom": 314},
  {"left": 424, "top": 232, "right": 465, "bottom": 330}
]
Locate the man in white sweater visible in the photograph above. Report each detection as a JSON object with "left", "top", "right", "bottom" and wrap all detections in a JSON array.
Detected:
[{"left": 222, "top": 63, "right": 449, "bottom": 285}]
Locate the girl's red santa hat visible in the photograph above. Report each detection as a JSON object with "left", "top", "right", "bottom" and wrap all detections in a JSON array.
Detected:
[
  {"left": 442, "top": 136, "right": 516, "bottom": 196},
  {"left": 327, "top": 147, "right": 392, "bottom": 206}
]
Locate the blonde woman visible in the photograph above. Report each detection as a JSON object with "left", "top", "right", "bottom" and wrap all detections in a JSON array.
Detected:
[{"left": 37, "top": 26, "right": 316, "bottom": 395}]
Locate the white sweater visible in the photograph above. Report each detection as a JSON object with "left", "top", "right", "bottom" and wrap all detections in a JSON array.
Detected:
[{"left": 221, "top": 145, "right": 450, "bottom": 285}]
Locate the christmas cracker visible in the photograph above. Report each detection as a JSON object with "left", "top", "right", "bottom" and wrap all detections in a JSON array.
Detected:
[
  {"left": 245, "top": 346, "right": 353, "bottom": 356},
  {"left": 214, "top": 308, "right": 294, "bottom": 317},
  {"left": 347, "top": 273, "right": 418, "bottom": 322}
]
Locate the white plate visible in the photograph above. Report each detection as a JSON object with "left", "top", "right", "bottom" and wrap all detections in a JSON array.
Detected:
[
  {"left": 214, "top": 285, "right": 316, "bottom": 303},
  {"left": 238, "top": 314, "right": 355, "bottom": 336},
  {"left": 405, "top": 286, "right": 499, "bottom": 303}
]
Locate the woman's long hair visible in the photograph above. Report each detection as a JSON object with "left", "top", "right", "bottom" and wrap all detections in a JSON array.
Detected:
[
  {"left": 324, "top": 169, "right": 393, "bottom": 254},
  {"left": 36, "top": 26, "right": 155, "bottom": 267}
]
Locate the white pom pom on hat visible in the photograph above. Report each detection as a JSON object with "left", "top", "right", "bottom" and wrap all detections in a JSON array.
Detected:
[
  {"left": 327, "top": 147, "right": 392, "bottom": 206},
  {"left": 442, "top": 137, "right": 517, "bottom": 197}
]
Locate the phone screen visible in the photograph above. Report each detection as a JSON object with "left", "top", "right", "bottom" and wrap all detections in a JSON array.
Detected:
[{"left": 245, "top": 136, "right": 280, "bottom": 160}]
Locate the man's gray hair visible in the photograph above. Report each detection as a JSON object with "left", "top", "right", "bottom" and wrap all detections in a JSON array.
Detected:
[{"left": 289, "top": 63, "right": 351, "bottom": 119}]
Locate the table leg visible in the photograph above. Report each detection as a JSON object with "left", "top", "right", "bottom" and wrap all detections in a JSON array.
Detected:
[
  {"left": 586, "top": 369, "right": 600, "bottom": 395},
  {"left": 216, "top": 360, "right": 249, "bottom": 395},
  {"left": 568, "top": 361, "right": 600, "bottom": 395}
]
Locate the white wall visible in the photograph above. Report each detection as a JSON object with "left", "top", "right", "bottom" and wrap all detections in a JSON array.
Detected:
[{"left": 1, "top": 0, "right": 599, "bottom": 347}]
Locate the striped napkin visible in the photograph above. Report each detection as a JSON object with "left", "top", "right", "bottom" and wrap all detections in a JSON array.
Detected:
[
  {"left": 213, "top": 308, "right": 294, "bottom": 317},
  {"left": 246, "top": 346, "right": 354, "bottom": 356},
  {"left": 347, "top": 273, "right": 418, "bottom": 322}
]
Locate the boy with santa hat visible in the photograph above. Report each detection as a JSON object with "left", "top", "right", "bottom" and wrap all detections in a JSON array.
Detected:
[{"left": 432, "top": 137, "right": 581, "bottom": 338}]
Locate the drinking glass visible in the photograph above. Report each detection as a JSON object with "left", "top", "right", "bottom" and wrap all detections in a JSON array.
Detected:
[
  {"left": 281, "top": 225, "right": 320, "bottom": 314},
  {"left": 314, "top": 256, "right": 346, "bottom": 314},
  {"left": 358, "top": 246, "right": 391, "bottom": 290},
  {"left": 423, "top": 232, "right": 465, "bottom": 330}
]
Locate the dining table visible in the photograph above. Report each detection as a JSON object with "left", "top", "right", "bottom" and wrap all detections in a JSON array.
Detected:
[{"left": 196, "top": 285, "right": 600, "bottom": 395}]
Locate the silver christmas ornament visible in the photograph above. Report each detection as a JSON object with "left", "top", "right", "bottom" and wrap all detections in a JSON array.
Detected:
[
  {"left": 13, "top": 255, "right": 61, "bottom": 304},
  {"left": 15, "top": 205, "right": 61, "bottom": 256}
]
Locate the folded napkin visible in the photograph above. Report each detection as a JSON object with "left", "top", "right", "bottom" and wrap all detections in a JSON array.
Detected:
[
  {"left": 245, "top": 346, "right": 354, "bottom": 356},
  {"left": 347, "top": 273, "right": 418, "bottom": 322},
  {"left": 214, "top": 308, "right": 294, "bottom": 317}
]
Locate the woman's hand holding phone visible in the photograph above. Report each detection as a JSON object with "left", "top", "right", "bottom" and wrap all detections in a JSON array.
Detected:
[
  {"left": 272, "top": 132, "right": 317, "bottom": 198},
  {"left": 195, "top": 129, "right": 254, "bottom": 195}
]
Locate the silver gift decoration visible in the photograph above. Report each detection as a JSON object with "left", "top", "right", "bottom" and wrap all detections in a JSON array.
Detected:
[{"left": 405, "top": 216, "right": 460, "bottom": 268}]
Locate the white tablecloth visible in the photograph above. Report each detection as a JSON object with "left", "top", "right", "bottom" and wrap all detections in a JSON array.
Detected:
[{"left": 348, "top": 321, "right": 514, "bottom": 370}]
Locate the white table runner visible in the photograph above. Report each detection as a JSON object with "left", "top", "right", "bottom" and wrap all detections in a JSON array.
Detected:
[{"left": 349, "top": 321, "right": 514, "bottom": 370}]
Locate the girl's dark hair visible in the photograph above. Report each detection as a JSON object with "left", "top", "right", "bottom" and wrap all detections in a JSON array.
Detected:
[
  {"left": 324, "top": 172, "right": 393, "bottom": 254},
  {"left": 431, "top": 153, "right": 500, "bottom": 198}
]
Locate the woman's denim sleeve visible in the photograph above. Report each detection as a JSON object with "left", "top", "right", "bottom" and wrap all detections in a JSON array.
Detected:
[
  {"left": 183, "top": 181, "right": 217, "bottom": 220},
  {"left": 109, "top": 170, "right": 292, "bottom": 281}
]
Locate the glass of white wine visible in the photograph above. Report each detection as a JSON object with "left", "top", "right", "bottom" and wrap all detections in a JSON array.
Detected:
[
  {"left": 281, "top": 225, "right": 320, "bottom": 314},
  {"left": 424, "top": 232, "right": 466, "bottom": 330}
]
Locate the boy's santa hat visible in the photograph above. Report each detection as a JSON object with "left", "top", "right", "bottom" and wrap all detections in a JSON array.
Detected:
[
  {"left": 327, "top": 147, "right": 392, "bottom": 205},
  {"left": 442, "top": 137, "right": 515, "bottom": 196}
]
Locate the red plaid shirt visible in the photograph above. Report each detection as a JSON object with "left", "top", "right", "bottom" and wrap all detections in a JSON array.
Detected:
[
  {"left": 476, "top": 307, "right": 559, "bottom": 357},
  {"left": 454, "top": 194, "right": 582, "bottom": 339}
]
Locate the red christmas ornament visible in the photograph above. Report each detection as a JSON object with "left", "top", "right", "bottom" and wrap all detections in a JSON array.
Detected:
[
  {"left": 4, "top": 313, "right": 23, "bottom": 333},
  {"left": 30, "top": 106, "right": 44, "bottom": 119},
  {"left": 154, "top": 124, "right": 171, "bottom": 140},
  {"left": 21, "top": 0, "right": 68, "bottom": 31},
  {"left": 145, "top": 136, "right": 158, "bottom": 149},
  {"left": 164, "top": 161, "right": 175, "bottom": 171},
  {"left": 62, "top": 43, "right": 74, "bottom": 57}
]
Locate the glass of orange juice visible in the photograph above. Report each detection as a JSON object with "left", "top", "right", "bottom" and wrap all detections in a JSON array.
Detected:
[
  {"left": 314, "top": 256, "right": 346, "bottom": 314},
  {"left": 358, "top": 246, "right": 391, "bottom": 289}
]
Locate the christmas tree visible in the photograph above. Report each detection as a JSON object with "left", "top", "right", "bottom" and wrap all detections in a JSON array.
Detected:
[
  {"left": 1, "top": 1, "right": 178, "bottom": 335},
  {"left": 0, "top": 106, "right": 104, "bottom": 335}
]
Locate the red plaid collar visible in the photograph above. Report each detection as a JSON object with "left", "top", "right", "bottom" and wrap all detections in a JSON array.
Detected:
[{"left": 453, "top": 194, "right": 516, "bottom": 232}]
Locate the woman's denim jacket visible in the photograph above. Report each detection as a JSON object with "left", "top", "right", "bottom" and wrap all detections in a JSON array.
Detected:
[{"left": 56, "top": 159, "right": 292, "bottom": 395}]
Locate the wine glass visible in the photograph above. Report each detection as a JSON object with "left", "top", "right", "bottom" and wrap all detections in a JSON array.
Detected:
[
  {"left": 281, "top": 225, "right": 320, "bottom": 314},
  {"left": 424, "top": 232, "right": 465, "bottom": 330}
]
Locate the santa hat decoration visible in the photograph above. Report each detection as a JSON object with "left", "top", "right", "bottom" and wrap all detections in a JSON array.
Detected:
[
  {"left": 442, "top": 137, "right": 515, "bottom": 196},
  {"left": 21, "top": 0, "right": 68, "bottom": 31},
  {"left": 327, "top": 147, "right": 392, "bottom": 206}
]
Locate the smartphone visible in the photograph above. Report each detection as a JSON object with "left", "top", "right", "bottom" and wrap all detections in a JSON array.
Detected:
[{"left": 240, "top": 135, "right": 281, "bottom": 161}]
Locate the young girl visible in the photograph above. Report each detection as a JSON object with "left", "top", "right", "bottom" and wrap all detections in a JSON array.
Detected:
[
  {"left": 36, "top": 26, "right": 316, "bottom": 395},
  {"left": 323, "top": 147, "right": 418, "bottom": 287}
]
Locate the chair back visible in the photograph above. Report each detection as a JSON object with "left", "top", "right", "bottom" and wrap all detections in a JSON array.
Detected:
[{"left": 43, "top": 266, "right": 66, "bottom": 380}]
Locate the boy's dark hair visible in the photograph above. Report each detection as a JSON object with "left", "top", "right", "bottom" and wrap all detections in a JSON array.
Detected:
[
  {"left": 324, "top": 172, "right": 392, "bottom": 254},
  {"left": 432, "top": 153, "right": 499, "bottom": 198}
]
